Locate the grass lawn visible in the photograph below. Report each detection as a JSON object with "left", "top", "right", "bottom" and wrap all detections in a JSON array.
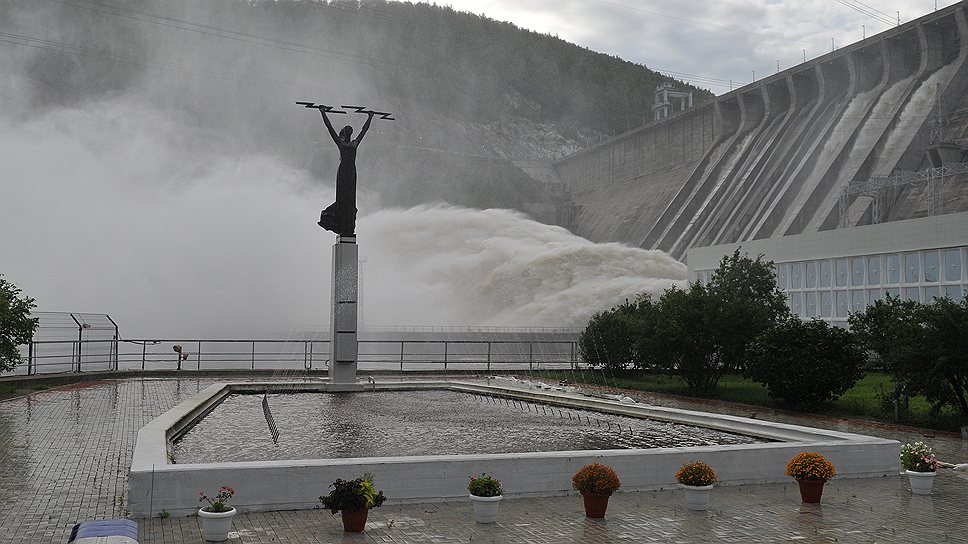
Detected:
[
  {"left": 0, "top": 382, "right": 52, "bottom": 402},
  {"left": 536, "top": 370, "right": 965, "bottom": 432}
]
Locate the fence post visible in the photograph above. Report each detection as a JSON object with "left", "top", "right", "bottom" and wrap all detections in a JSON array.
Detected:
[
  {"left": 399, "top": 342, "right": 405, "bottom": 371},
  {"left": 27, "top": 342, "right": 34, "bottom": 375},
  {"left": 142, "top": 343, "right": 146, "bottom": 371},
  {"left": 529, "top": 342, "right": 533, "bottom": 371},
  {"left": 197, "top": 341, "right": 202, "bottom": 370},
  {"left": 443, "top": 342, "right": 448, "bottom": 370},
  {"left": 251, "top": 341, "right": 256, "bottom": 370},
  {"left": 487, "top": 342, "right": 491, "bottom": 373}
]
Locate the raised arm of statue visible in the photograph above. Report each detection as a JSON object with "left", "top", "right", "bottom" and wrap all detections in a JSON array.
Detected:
[
  {"left": 319, "top": 109, "right": 341, "bottom": 146},
  {"left": 353, "top": 112, "right": 375, "bottom": 146}
]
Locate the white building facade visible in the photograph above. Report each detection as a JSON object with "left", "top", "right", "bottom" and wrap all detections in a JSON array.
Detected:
[{"left": 686, "top": 212, "right": 968, "bottom": 326}]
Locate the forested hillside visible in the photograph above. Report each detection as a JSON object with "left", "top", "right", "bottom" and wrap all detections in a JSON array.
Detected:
[{"left": 4, "top": 0, "right": 712, "bottom": 215}]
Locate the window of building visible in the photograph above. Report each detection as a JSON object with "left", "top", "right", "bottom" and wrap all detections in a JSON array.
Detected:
[
  {"left": 851, "top": 290, "right": 865, "bottom": 313},
  {"left": 884, "top": 287, "right": 900, "bottom": 298},
  {"left": 805, "top": 261, "right": 817, "bottom": 288},
  {"left": 904, "top": 253, "right": 919, "bottom": 283},
  {"left": 867, "top": 288, "right": 882, "bottom": 304},
  {"left": 903, "top": 287, "right": 920, "bottom": 302},
  {"left": 886, "top": 254, "right": 901, "bottom": 284},
  {"left": 835, "top": 258, "right": 848, "bottom": 287},
  {"left": 850, "top": 257, "right": 864, "bottom": 286},
  {"left": 923, "top": 251, "right": 939, "bottom": 283},
  {"left": 835, "top": 291, "right": 848, "bottom": 317},
  {"left": 789, "top": 292, "right": 802, "bottom": 316},
  {"left": 820, "top": 261, "right": 832, "bottom": 287},
  {"left": 776, "top": 263, "right": 788, "bottom": 290},
  {"left": 945, "top": 285, "right": 964, "bottom": 302},
  {"left": 790, "top": 262, "right": 802, "bottom": 289},
  {"left": 924, "top": 285, "right": 940, "bottom": 302},
  {"left": 820, "top": 291, "right": 832, "bottom": 317},
  {"left": 944, "top": 249, "right": 962, "bottom": 282},
  {"left": 805, "top": 292, "right": 817, "bottom": 317},
  {"left": 867, "top": 256, "right": 881, "bottom": 285}
]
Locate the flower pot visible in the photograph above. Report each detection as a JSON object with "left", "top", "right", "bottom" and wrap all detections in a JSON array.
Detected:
[
  {"left": 341, "top": 509, "right": 368, "bottom": 532},
  {"left": 681, "top": 484, "right": 714, "bottom": 511},
  {"left": 906, "top": 470, "right": 936, "bottom": 495},
  {"left": 469, "top": 494, "right": 503, "bottom": 523},
  {"left": 796, "top": 479, "right": 826, "bottom": 503},
  {"left": 198, "top": 507, "right": 236, "bottom": 542},
  {"left": 581, "top": 492, "right": 610, "bottom": 518}
]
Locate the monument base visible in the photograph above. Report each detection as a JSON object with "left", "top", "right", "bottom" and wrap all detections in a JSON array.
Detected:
[{"left": 330, "top": 236, "right": 358, "bottom": 384}]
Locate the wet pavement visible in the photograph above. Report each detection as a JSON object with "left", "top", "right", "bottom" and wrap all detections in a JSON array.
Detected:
[{"left": 0, "top": 376, "right": 965, "bottom": 543}]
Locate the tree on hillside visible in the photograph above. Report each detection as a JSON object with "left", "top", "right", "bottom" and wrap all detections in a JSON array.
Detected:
[{"left": 0, "top": 274, "right": 39, "bottom": 373}]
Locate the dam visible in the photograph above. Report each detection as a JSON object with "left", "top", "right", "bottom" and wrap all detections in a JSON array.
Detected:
[{"left": 554, "top": 2, "right": 968, "bottom": 261}]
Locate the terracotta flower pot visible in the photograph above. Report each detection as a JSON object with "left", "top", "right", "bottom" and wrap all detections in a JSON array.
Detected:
[
  {"left": 797, "top": 479, "right": 826, "bottom": 503},
  {"left": 581, "top": 492, "right": 610, "bottom": 518},
  {"left": 341, "top": 509, "right": 368, "bottom": 532}
]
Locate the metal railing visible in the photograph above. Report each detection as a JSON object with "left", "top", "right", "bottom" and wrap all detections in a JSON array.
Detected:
[{"left": 9, "top": 337, "right": 582, "bottom": 376}]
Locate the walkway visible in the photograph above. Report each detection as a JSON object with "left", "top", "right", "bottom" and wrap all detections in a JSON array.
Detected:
[{"left": 0, "top": 376, "right": 965, "bottom": 543}]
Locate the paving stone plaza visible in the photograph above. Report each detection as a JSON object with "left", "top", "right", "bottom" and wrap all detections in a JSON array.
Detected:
[{"left": 1, "top": 376, "right": 966, "bottom": 543}]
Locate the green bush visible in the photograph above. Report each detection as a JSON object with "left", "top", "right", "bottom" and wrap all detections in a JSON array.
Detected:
[
  {"left": 579, "top": 298, "right": 653, "bottom": 370},
  {"left": 0, "top": 274, "right": 39, "bottom": 373},
  {"left": 746, "top": 318, "right": 864, "bottom": 408},
  {"left": 850, "top": 295, "right": 968, "bottom": 419}
]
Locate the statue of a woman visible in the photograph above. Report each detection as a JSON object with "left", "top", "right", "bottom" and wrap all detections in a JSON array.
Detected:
[{"left": 317, "top": 109, "right": 375, "bottom": 237}]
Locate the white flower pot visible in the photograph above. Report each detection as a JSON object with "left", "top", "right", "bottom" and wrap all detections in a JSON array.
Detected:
[
  {"left": 469, "top": 494, "right": 503, "bottom": 523},
  {"left": 198, "top": 507, "right": 237, "bottom": 541},
  {"left": 906, "top": 470, "right": 936, "bottom": 495},
  {"left": 681, "top": 484, "right": 714, "bottom": 511}
]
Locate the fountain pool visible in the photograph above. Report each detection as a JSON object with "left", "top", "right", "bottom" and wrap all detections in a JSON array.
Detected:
[{"left": 128, "top": 380, "right": 900, "bottom": 517}]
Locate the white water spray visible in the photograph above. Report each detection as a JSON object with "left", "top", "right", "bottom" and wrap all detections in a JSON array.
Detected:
[{"left": 0, "top": 102, "right": 685, "bottom": 337}]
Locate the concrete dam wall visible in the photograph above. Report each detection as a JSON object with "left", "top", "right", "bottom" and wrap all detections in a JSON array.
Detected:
[{"left": 554, "top": 2, "right": 968, "bottom": 260}]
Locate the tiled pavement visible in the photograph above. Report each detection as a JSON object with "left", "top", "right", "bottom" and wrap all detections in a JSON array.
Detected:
[{"left": 1, "top": 376, "right": 966, "bottom": 543}]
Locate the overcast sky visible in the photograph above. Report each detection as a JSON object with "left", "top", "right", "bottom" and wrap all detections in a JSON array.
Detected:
[{"left": 425, "top": 0, "right": 959, "bottom": 94}]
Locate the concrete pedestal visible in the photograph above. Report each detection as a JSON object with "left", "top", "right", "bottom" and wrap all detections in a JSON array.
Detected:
[{"left": 330, "top": 236, "right": 358, "bottom": 384}]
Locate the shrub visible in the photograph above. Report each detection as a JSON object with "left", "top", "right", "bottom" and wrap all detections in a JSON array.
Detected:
[
  {"left": 785, "top": 452, "right": 836, "bottom": 481},
  {"left": 850, "top": 295, "right": 968, "bottom": 419},
  {"left": 319, "top": 474, "right": 386, "bottom": 513},
  {"left": 674, "top": 461, "right": 718, "bottom": 487},
  {"left": 571, "top": 463, "right": 621, "bottom": 495},
  {"left": 745, "top": 317, "right": 864, "bottom": 408},
  {"left": 467, "top": 473, "right": 503, "bottom": 497},
  {"left": 579, "top": 298, "right": 653, "bottom": 370},
  {"left": 900, "top": 442, "right": 940, "bottom": 472},
  {"left": 198, "top": 486, "right": 235, "bottom": 513},
  {"left": 0, "top": 274, "right": 39, "bottom": 373}
]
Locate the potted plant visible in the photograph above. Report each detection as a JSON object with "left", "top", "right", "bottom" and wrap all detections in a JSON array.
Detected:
[
  {"left": 675, "top": 461, "right": 718, "bottom": 511},
  {"left": 467, "top": 473, "right": 503, "bottom": 524},
  {"left": 572, "top": 463, "right": 621, "bottom": 518},
  {"left": 785, "top": 452, "right": 836, "bottom": 503},
  {"left": 319, "top": 473, "right": 386, "bottom": 532},
  {"left": 197, "top": 486, "right": 237, "bottom": 542},
  {"left": 900, "top": 441, "right": 939, "bottom": 495}
]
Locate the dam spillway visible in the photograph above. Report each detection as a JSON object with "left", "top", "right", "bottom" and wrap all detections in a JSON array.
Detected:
[{"left": 554, "top": 2, "right": 968, "bottom": 260}]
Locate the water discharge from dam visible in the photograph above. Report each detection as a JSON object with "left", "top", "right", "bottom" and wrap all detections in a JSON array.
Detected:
[{"left": 0, "top": 101, "right": 685, "bottom": 338}]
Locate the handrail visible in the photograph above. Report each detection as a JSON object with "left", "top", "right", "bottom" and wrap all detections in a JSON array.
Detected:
[{"left": 8, "top": 336, "right": 583, "bottom": 377}]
